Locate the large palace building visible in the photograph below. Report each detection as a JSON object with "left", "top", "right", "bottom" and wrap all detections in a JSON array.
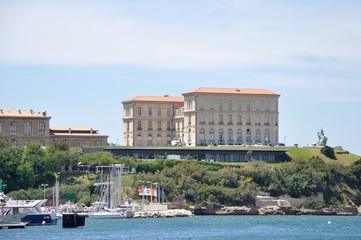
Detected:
[
  {"left": 122, "top": 87, "right": 280, "bottom": 147},
  {"left": 0, "top": 109, "right": 108, "bottom": 147}
]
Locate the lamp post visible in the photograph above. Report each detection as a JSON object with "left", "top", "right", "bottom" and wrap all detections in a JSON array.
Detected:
[
  {"left": 41, "top": 184, "right": 48, "bottom": 207},
  {"left": 139, "top": 180, "right": 145, "bottom": 211}
]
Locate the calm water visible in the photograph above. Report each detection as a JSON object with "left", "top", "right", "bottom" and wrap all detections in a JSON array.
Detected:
[{"left": 2, "top": 215, "right": 361, "bottom": 240}]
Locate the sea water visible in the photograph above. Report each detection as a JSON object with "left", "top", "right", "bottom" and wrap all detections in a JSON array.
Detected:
[{"left": 2, "top": 215, "right": 361, "bottom": 240}]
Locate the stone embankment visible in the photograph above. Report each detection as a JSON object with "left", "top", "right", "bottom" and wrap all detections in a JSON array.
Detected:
[
  {"left": 192, "top": 205, "right": 361, "bottom": 216},
  {"left": 133, "top": 209, "right": 193, "bottom": 218}
]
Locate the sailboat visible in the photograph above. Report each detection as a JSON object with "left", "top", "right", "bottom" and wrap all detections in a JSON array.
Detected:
[{"left": 86, "top": 164, "right": 134, "bottom": 219}]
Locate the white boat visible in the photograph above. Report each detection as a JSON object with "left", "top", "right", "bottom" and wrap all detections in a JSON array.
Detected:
[{"left": 1, "top": 193, "right": 58, "bottom": 226}]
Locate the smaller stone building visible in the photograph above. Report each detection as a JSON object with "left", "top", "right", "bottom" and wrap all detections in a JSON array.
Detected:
[{"left": 0, "top": 109, "right": 108, "bottom": 147}]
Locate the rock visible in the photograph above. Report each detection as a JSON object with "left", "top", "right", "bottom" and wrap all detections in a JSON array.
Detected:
[
  {"left": 216, "top": 206, "right": 257, "bottom": 215},
  {"left": 258, "top": 206, "right": 285, "bottom": 215},
  {"left": 133, "top": 209, "right": 193, "bottom": 218}
]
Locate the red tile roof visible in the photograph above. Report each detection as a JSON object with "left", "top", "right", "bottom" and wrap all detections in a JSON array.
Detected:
[
  {"left": 122, "top": 96, "right": 184, "bottom": 103},
  {"left": 0, "top": 109, "right": 50, "bottom": 118},
  {"left": 183, "top": 87, "right": 279, "bottom": 96}
]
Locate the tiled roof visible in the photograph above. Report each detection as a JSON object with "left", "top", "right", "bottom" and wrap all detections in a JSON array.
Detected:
[
  {"left": 122, "top": 96, "right": 184, "bottom": 103},
  {"left": 50, "top": 127, "right": 98, "bottom": 131},
  {"left": 183, "top": 87, "right": 279, "bottom": 96},
  {"left": 0, "top": 109, "right": 50, "bottom": 117}
]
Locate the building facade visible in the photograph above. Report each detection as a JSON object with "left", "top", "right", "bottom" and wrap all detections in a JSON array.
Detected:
[
  {"left": 122, "top": 96, "right": 184, "bottom": 146},
  {"left": 0, "top": 110, "right": 51, "bottom": 146},
  {"left": 0, "top": 109, "right": 108, "bottom": 147},
  {"left": 122, "top": 87, "right": 280, "bottom": 147}
]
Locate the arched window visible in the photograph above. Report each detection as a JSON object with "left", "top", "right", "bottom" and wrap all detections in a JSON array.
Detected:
[
  {"left": 255, "top": 115, "right": 260, "bottom": 125},
  {"left": 166, "top": 134, "right": 171, "bottom": 145},
  {"left": 63, "top": 139, "right": 69, "bottom": 144},
  {"left": 218, "top": 129, "right": 224, "bottom": 144},
  {"left": 157, "top": 134, "right": 162, "bottom": 146},
  {"left": 24, "top": 122, "right": 32, "bottom": 135},
  {"left": 10, "top": 122, "right": 18, "bottom": 133},
  {"left": 227, "top": 129, "right": 233, "bottom": 144},
  {"left": 137, "top": 133, "right": 143, "bottom": 145},
  {"left": 84, "top": 140, "right": 90, "bottom": 146},
  {"left": 246, "top": 115, "right": 251, "bottom": 125},
  {"left": 209, "top": 128, "right": 215, "bottom": 144},
  {"left": 38, "top": 122, "right": 45, "bottom": 136},
  {"left": 264, "top": 129, "right": 270, "bottom": 144},
  {"left": 237, "top": 115, "right": 242, "bottom": 125},
  {"left": 95, "top": 140, "right": 101, "bottom": 146},
  {"left": 246, "top": 129, "right": 252, "bottom": 145},
  {"left": 199, "top": 128, "right": 206, "bottom": 145},
  {"left": 236, "top": 129, "right": 242, "bottom": 144},
  {"left": 147, "top": 134, "right": 153, "bottom": 146},
  {"left": 255, "top": 129, "right": 261, "bottom": 143},
  {"left": 39, "top": 140, "right": 45, "bottom": 146}
]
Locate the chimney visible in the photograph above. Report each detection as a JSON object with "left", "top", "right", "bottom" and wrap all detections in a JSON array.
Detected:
[
  {"left": 18, "top": 110, "right": 22, "bottom": 114},
  {"left": 90, "top": 128, "right": 94, "bottom": 134},
  {"left": 30, "top": 109, "right": 33, "bottom": 114},
  {"left": 43, "top": 111, "right": 47, "bottom": 116},
  {"left": 68, "top": 128, "right": 72, "bottom": 134}
]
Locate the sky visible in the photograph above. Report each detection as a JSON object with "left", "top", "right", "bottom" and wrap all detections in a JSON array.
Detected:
[{"left": 1, "top": 0, "right": 360, "bottom": 155}]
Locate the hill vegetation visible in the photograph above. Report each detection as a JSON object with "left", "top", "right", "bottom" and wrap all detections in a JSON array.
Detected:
[{"left": 1, "top": 141, "right": 360, "bottom": 208}]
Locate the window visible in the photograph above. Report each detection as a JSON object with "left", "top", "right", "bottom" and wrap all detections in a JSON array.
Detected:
[
  {"left": 148, "top": 107, "right": 152, "bottom": 116},
  {"left": 95, "top": 140, "right": 101, "bottom": 146},
  {"left": 39, "top": 140, "right": 45, "bottom": 146},
  {"left": 218, "top": 129, "right": 224, "bottom": 144},
  {"left": 10, "top": 139, "right": 17, "bottom": 146},
  {"left": 228, "top": 100, "right": 232, "bottom": 110},
  {"left": 0, "top": 122, "right": 2, "bottom": 135},
  {"left": 246, "top": 115, "right": 251, "bottom": 125},
  {"left": 218, "top": 114, "right": 224, "bottom": 125},
  {"left": 25, "top": 122, "right": 32, "bottom": 136},
  {"left": 255, "top": 100, "right": 260, "bottom": 111},
  {"left": 38, "top": 122, "right": 45, "bottom": 136},
  {"left": 209, "top": 114, "right": 215, "bottom": 124},
  {"left": 10, "top": 122, "right": 18, "bottom": 133},
  {"left": 237, "top": 129, "right": 242, "bottom": 144},
  {"left": 264, "top": 115, "right": 270, "bottom": 126},
  {"left": 199, "top": 114, "right": 205, "bottom": 124},
  {"left": 167, "top": 108, "right": 171, "bottom": 117},
  {"left": 209, "top": 99, "right": 214, "bottom": 110},
  {"left": 227, "top": 114, "right": 233, "bottom": 125},
  {"left": 237, "top": 115, "right": 242, "bottom": 125},
  {"left": 209, "top": 129, "right": 215, "bottom": 144},
  {"left": 255, "top": 129, "right": 261, "bottom": 143},
  {"left": 148, "top": 121, "right": 152, "bottom": 130},
  {"left": 219, "top": 100, "right": 223, "bottom": 110},
  {"left": 158, "top": 107, "right": 162, "bottom": 117},
  {"left": 199, "top": 98, "right": 204, "bottom": 110},
  {"left": 137, "top": 121, "right": 142, "bottom": 131},
  {"left": 84, "top": 140, "right": 90, "bottom": 146},
  {"left": 227, "top": 129, "right": 233, "bottom": 144},
  {"left": 137, "top": 133, "right": 142, "bottom": 145},
  {"left": 157, "top": 121, "right": 162, "bottom": 131},
  {"left": 166, "top": 134, "right": 171, "bottom": 145},
  {"left": 237, "top": 100, "right": 242, "bottom": 111},
  {"left": 265, "top": 100, "right": 270, "bottom": 111},
  {"left": 199, "top": 128, "right": 206, "bottom": 145},
  {"left": 187, "top": 99, "right": 192, "bottom": 109},
  {"left": 247, "top": 100, "right": 251, "bottom": 111},
  {"left": 157, "top": 134, "right": 162, "bottom": 145},
  {"left": 63, "top": 139, "right": 69, "bottom": 144},
  {"left": 265, "top": 129, "right": 270, "bottom": 144},
  {"left": 255, "top": 115, "right": 260, "bottom": 125},
  {"left": 246, "top": 129, "right": 252, "bottom": 144},
  {"left": 137, "top": 107, "right": 142, "bottom": 116},
  {"left": 147, "top": 134, "right": 153, "bottom": 146}
]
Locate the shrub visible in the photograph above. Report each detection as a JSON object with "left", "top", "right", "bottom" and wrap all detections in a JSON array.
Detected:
[{"left": 321, "top": 146, "right": 337, "bottom": 160}]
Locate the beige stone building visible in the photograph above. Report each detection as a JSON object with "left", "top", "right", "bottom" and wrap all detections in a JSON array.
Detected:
[
  {"left": 49, "top": 127, "right": 108, "bottom": 147},
  {"left": 122, "top": 96, "right": 184, "bottom": 146},
  {"left": 122, "top": 87, "right": 280, "bottom": 147},
  {"left": 0, "top": 109, "right": 108, "bottom": 147}
]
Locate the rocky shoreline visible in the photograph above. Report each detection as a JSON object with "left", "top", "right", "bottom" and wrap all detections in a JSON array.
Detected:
[
  {"left": 193, "top": 205, "right": 361, "bottom": 216},
  {"left": 133, "top": 209, "right": 193, "bottom": 218}
]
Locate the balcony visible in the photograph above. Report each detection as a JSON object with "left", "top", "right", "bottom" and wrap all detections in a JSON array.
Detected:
[
  {"left": 255, "top": 123, "right": 261, "bottom": 126},
  {"left": 218, "top": 122, "right": 224, "bottom": 125},
  {"left": 227, "top": 122, "right": 233, "bottom": 125},
  {"left": 246, "top": 122, "right": 252, "bottom": 126},
  {"left": 237, "top": 122, "right": 242, "bottom": 125},
  {"left": 264, "top": 123, "right": 270, "bottom": 126}
]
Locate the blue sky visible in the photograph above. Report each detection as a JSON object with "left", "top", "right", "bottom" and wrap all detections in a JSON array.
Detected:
[{"left": 1, "top": 0, "right": 360, "bottom": 155}]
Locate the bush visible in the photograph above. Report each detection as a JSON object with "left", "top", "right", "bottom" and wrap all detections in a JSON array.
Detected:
[{"left": 321, "top": 146, "right": 337, "bottom": 160}]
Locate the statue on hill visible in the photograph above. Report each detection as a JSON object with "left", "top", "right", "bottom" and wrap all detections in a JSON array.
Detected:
[{"left": 316, "top": 128, "right": 328, "bottom": 146}]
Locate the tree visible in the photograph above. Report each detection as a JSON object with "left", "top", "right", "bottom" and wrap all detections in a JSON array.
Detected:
[{"left": 321, "top": 146, "right": 337, "bottom": 160}]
